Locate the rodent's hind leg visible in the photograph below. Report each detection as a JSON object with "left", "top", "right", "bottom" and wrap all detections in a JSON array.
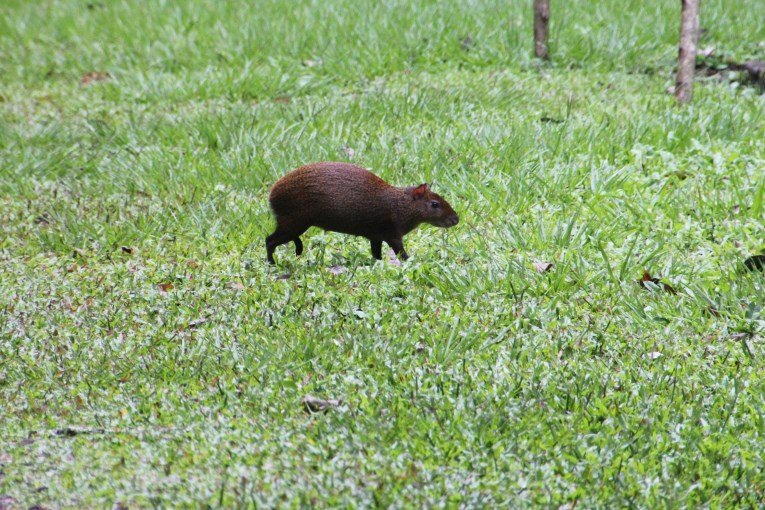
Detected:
[
  {"left": 267, "top": 220, "right": 309, "bottom": 264},
  {"left": 386, "top": 238, "right": 409, "bottom": 261},
  {"left": 370, "top": 240, "right": 382, "bottom": 260},
  {"left": 292, "top": 225, "right": 309, "bottom": 257}
]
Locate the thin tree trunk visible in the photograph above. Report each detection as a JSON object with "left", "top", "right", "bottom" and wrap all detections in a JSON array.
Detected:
[
  {"left": 676, "top": 0, "right": 700, "bottom": 103},
  {"left": 534, "top": 0, "right": 550, "bottom": 60}
]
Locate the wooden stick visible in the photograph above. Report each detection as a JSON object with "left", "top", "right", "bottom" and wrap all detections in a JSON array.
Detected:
[
  {"left": 534, "top": 0, "right": 550, "bottom": 60},
  {"left": 676, "top": 0, "right": 700, "bottom": 103}
]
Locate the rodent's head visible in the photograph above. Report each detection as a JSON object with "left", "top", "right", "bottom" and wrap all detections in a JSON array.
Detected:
[{"left": 408, "top": 183, "right": 459, "bottom": 228}]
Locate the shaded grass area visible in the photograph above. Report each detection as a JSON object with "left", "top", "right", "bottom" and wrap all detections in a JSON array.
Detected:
[{"left": 1, "top": 0, "right": 765, "bottom": 507}]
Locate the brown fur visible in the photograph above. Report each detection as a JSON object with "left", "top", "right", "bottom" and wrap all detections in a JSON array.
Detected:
[{"left": 266, "top": 162, "right": 459, "bottom": 264}]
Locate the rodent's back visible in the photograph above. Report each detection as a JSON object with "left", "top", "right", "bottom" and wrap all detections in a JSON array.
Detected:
[{"left": 269, "top": 162, "right": 398, "bottom": 230}]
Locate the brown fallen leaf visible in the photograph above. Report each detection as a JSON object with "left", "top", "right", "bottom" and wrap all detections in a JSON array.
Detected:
[
  {"left": 158, "top": 282, "right": 174, "bottom": 293},
  {"left": 120, "top": 246, "right": 133, "bottom": 255},
  {"left": 639, "top": 270, "right": 658, "bottom": 286},
  {"left": 273, "top": 96, "right": 291, "bottom": 104},
  {"left": 81, "top": 71, "right": 109, "bottom": 86},
  {"left": 301, "top": 395, "right": 343, "bottom": 413},
  {"left": 226, "top": 281, "right": 245, "bottom": 290},
  {"left": 744, "top": 254, "right": 765, "bottom": 271},
  {"left": 534, "top": 261, "right": 553, "bottom": 273},
  {"left": 328, "top": 265, "right": 346, "bottom": 275},
  {"left": 73, "top": 248, "right": 87, "bottom": 258},
  {"left": 638, "top": 270, "right": 677, "bottom": 295}
]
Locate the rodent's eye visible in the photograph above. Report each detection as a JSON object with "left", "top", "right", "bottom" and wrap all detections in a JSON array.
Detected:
[{"left": 430, "top": 201, "right": 441, "bottom": 209}]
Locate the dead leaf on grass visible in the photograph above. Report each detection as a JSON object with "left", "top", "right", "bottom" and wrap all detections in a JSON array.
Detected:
[
  {"left": 158, "top": 282, "right": 174, "bottom": 293},
  {"left": 302, "top": 395, "right": 343, "bottom": 413},
  {"left": 81, "top": 71, "right": 110, "bottom": 85},
  {"left": 226, "top": 281, "right": 245, "bottom": 290},
  {"left": 188, "top": 318, "right": 208, "bottom": 329},
  {"left": 534, "top": 261, "right": 553, "bottom": 273},
  {"left": 638, "top": 270, "right": 677, "bottom": 295}
]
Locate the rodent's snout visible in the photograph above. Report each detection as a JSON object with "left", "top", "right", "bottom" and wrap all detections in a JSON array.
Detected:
[{"left": 440, "top": 215, "right": 459, "bottom": 228}]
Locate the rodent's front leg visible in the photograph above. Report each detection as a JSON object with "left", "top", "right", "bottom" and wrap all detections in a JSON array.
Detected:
[
  {"left": 386, "top": 238, "right": 409, "bottom": 261},
  {"left": 370, "top": 240, "right": 382, "bottom": 260}
]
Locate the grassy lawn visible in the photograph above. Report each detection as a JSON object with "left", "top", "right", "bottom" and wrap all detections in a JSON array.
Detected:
[{"left": 2, "top": 0, "right": 765, "bottom": 507}]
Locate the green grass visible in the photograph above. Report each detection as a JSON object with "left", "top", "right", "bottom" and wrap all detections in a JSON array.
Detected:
[{"left": 2, "top": 0, "right": 765, "bottom": 507}]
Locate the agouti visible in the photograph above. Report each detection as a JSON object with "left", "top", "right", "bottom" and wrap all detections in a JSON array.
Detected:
[{"left": 266, "top": 162, "right": 459, "bottom": 264}]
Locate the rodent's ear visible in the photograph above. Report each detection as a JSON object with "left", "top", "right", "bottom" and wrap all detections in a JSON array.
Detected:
[{"left": 411, "top": 183, "right": 429, "bottom": 199}]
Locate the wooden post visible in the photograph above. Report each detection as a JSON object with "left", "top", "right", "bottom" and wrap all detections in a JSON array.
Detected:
[
  {"left": 676, "top": 0, "right": 700, "bottom": 103},
  {"left": 534, "top": 0, "right": 550, "bottom": 60}
]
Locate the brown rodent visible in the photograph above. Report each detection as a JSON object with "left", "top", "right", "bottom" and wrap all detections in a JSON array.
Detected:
[{"left": 266, "top": 162, "right": 459, "bottom": 264}]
